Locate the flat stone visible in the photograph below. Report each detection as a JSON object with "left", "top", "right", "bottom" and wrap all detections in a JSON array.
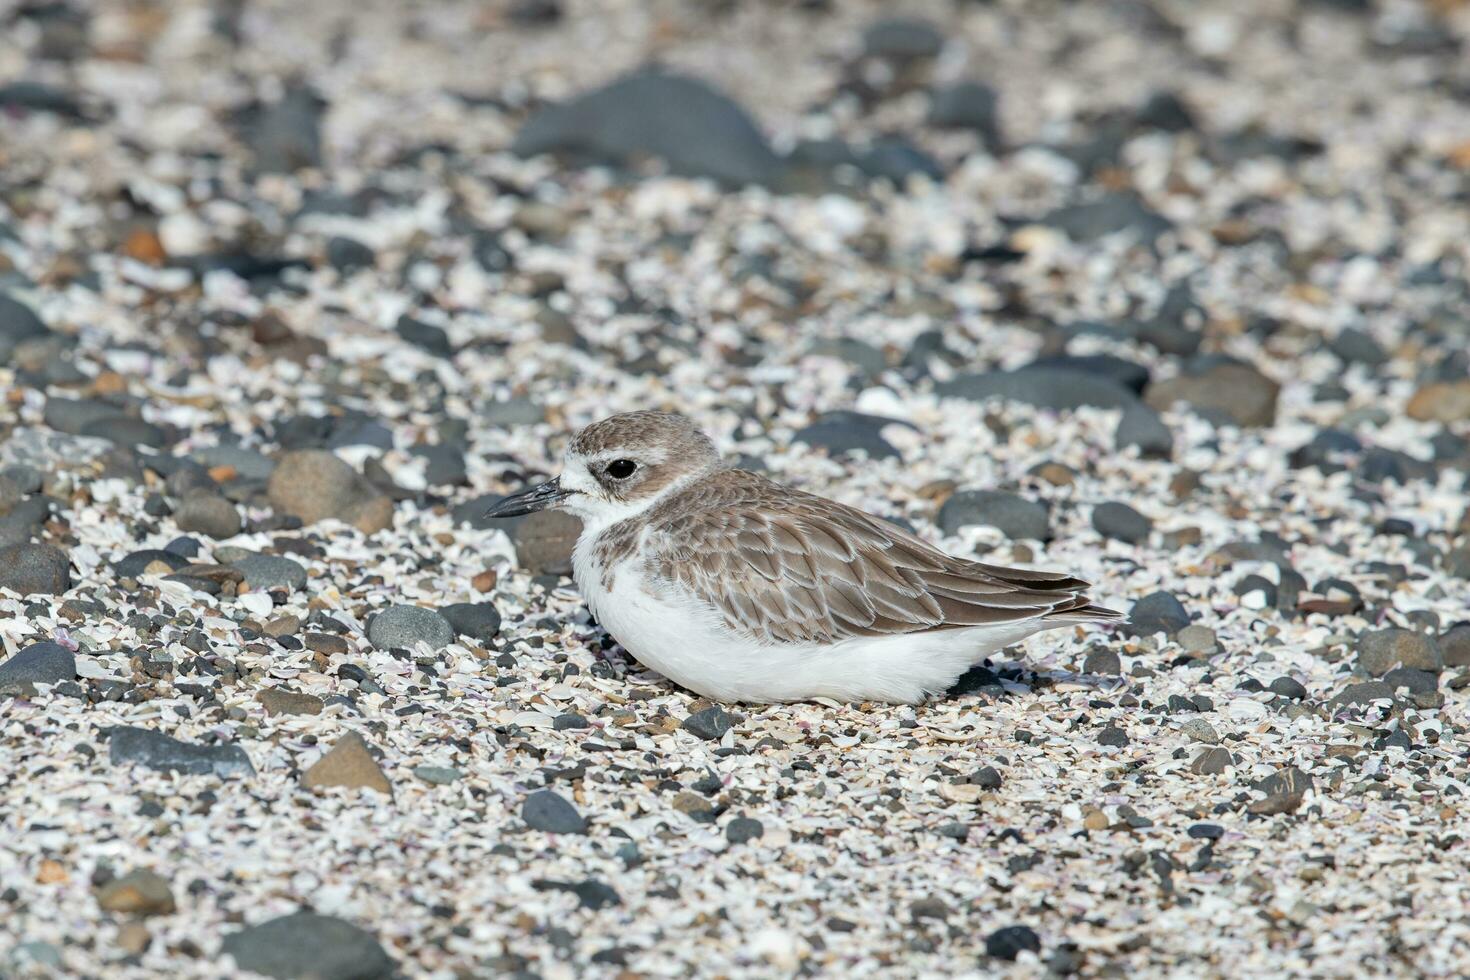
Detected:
[
  {"left": 79, "top": 415, "right": 169, "bottom": 449},
  {"left": 928, "top": 81, "right": 999, "bottom": 145},
  {"left": 937, "top": 490, "right": 1049, "bottom": 540},
  {"left": 1115, "top": 403, "right": 1172, "bottom": 457},
  {"left": 522, "top": 789, "right": 587, "bottom": 834},
  {"left": 1082, "top": 648, "right": 1121, "bottom": 675},
  {"left": 513, "top": 69, "right": 783, "bottom": 186},
  {"left": 258, "top": 689, "right": 324, "bottom": 716},
  {"left": 439, "top": 602, "right": 502, "bottom": 643},
  {"left": 1357, "top": 628, "right": 1442, "bottom": 675},
  {"left": 0, "top": 542, "right": 71, "bottom": 596},
  {"left": 509, "top": 509, "right": 582, "bottom": 576},
  {"left": 95, "top": 870, "right": 176, "bottom": 917},
  {"left": 231, "top": 554, "right": 308, "bottom": 592},
  {"left": 863, "top": 17, "right": 943, "bottom": 60},
  {"left": 1092, "top": 502, "right": 1152, "bottom": 544},
  {"left": 683, "top": 705, "right": 734, "bottom": 741},
  {"left": 1329, "top": 680, "right": 1398, "bottom": 712},
  {"left": 301, "top": 732, "right": 391, "bottom": 794},
  {"left": 1190, "top": 747, "right": 1232, "bottom": 775},
  {"left": 267, "top": 450, "right": 392, "bottom": 534},
  {"left": 793, "top": 411, "right": 906, "bottom": 460},
  {"left": 368, "top": 605, "right": 454, "bottom": 651},
  {"left": 193, "top": 444, "right": 277, "bottom": 480},
  {"left": 108, "top": 726, "right": 254, "bottom": 778},
  {"left": 1041, "top": 191, "right": 1171, "bottom": 243},
  {"left": 413, "top": 765, "right": 461, "bottom": 785},
  {"left": 936, "top": 367, "right": 1138, "bottom": 412},
  {"left": 221, "top": 912, "right": 395, "bottom": 980},
  {"left": 174, "top": 495, "right": 242, "bottom": 539},
  {"left": 1129, "top": 592, "right": 1190, "bottom": 635},
  {"left": 0, "top": 641, "right": 76, "bottom": 691},
  {"left": 1146, "top": 360, "right": 1280, "bottom": 427}
]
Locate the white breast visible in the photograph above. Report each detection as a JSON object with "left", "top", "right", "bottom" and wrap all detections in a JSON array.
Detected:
[{"left": 572, "top": 529, "right": 1056, "bottom": 704}]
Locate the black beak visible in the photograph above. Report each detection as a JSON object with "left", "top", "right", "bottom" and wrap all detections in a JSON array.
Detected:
[{"left": 482, "top": 477, "right": 571, "bottom": 519}]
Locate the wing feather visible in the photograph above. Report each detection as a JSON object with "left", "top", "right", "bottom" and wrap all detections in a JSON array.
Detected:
[{"left": 639, "top": 470, "right": 1117, "bottom": 646}]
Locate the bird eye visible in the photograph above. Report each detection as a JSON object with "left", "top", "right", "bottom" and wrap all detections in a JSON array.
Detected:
[{"left": 605, "top": 459, "right": 637, "bottom": 479}]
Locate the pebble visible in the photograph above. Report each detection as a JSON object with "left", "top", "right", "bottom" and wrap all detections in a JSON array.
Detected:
[
  {"left": 0, "top": 641, "right": 77, "bottom": 691},
  {"left": 1268, "top": 676, "right": 1308, "bottom": 700},
  {"left": 508, "top": 510, "right": 581, "bottom": 576},
  {"left": 238, "top": 86, "right": 325, "bottom": 173},
  {"left": 1092, "top": 502, "right": 1152, "bottom": 544},
  {"left": 95, "top": 870, "right": 176, "bottom": 917},
  {"left": 1041, "top": 191, "right": 1171, "bottom": 244},
  {"left": 793, "top": 411, "right": 903, "bottom": 460},
  {"left": 413, "top": 765, "right": 461, "bottom": 785},
  {"left": 174, "top": 495, "right": 242, "bottom": 539},
  {"left": 1190, "top": 747, "right": 1232, "bottom": 775},
  {"left": 1179, "top": 719, "right": 1221, "bottom": 744},
  {"left": 220, "top": 912, "right": 395, "bottom": 980},
  {"left": 726, "top": 816, "right": 765, "bottom": 845},
  {"left": 1406, "top": 381, "right": 1470, "bottom": 422},
  {"left": 1146, "top": 360, "right": 1280, "bottom": 427},
  {"left": 936, "top": 368, "right": 1137, "bottom": 412},
  {"left": 863, "top": 17, "right": 943, "bottom": 60},
  {"left": 301, "top": 733, "right": 392, "bottom": 794},
  {"left": 522, "top": 789, "right": 587, "bottom": 835},
  {"left": 1081, "top": 647, "right": 1121, "bottom": 675},
  {"left": 513, "top": 69, "right": 783, "bottom": 186},
  {"left": 439, "top": 602, "right": 502, "bottom": 643},
  {"left": 231, "top": 554, "right": 309, "bottom": 592},
  {"left": 1128, "top": 591, "right": 1190, "bottom": 635},
  {"left": 0, "top": 542, "right": 71, "bottom": 596},
  {"left": 1114, "top": 403, "right": 1172, "bottom": 457},
  {"left": 683, "top": 705, "right": 734, "bottom": 741},
  {"left": 1356, "top": 628, "right": 1443, "bottom": 676},
  {"left": 258, "top": 689, "right": 325, "bottom": 716},
  {"left": 927, "top": 81, "right": 1000, "bottom": 145},
  {"left": 108, "top": 726, "right": 255, "bottom": 778},
  {"left": 367, "top": 605, "right": 454, "bottom": 651},
  {"left": 937, "top": 490, "right": 1049, "bottom": 540},
  {"left": 985, "top": 925, "right": 1041, "bottom": 961},
  {"left": 267, "top": 450, "right": 393, "bottom": 534}
]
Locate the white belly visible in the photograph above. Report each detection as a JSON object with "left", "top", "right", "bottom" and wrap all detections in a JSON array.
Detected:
[{"left": 573, "top": 535, "right": 1052, "bottom": 704}]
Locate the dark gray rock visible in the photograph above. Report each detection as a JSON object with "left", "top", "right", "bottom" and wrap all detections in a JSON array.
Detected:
[
  {"left": 937, "top": 490, "right": 1049, "bottom": 541},
  {"left": 1382, "top": 667, "right": 1437, "bottom": 694},
  {"left": 986, "top": 925, "right": 1041, "bottom": 962},
  {"left": 858, "top": 139, "right": 945, "bottom": 184},
  {"left": 1129, "top": 591, "right": 1189, "bottom": 635},
  {"left": 0, "top": 293, "right": 50, "bottom": 364},
  {"left": 1330, "top": 327, "right": 1387, "bottom": 366},
  {"left": 193, "top": 445, "right": 276, "bottom": 481},
  {"left": 1041, "top": 192, "right": 1171, "bottom": 243},
  {"left": 794, "top": 411, "right": 908, "bottom": 460},
  {"left": 412, "top": 444, "right": 468, "bottom": 486},
  {"left": 0, "top": 81, "right": 88, "bottom": 119},
  {"left": 936, "top": 367, "right": 1139, "bottom": 412},
  {"left": 231, "top": 554, "right": 308, "bottom": 592},
  {"left": 440, "top": 602, "right": 502, "bottom": 643},
  {"left": 1251, "top": 766, "right": 1313, "bottom": 814},
  {"left": 522, "top": 789, "right": 587, "bottom": 834},
  {"left": 368, "top": 605, "right": 454, "bottom": 651},
  {"left": 114, "top": 549, "right": 190, "bottom": 578},
  {"left": 326, "top": 236, "right": 374, "bottom": 273},
  {"left": 863, "top": 17, "right": 944, "bottom": 60},
  {"left": 1442, "top": 625, "right": 1470, "bottom": 667},
  {"left": 1092, "top": 502, "right": 1152, "bottom": 544},
  {"left": 395, "top": 315, "right": 452, "bottom": 357},
  {"left": 42, "top": 397, "right": 124, "bottom": 435},
  {"left": 725, "top": 816, "right": 765, "bottom": 845},
  {"left": 326, "top": 419, "right": 394, "bottom": 452},
  {"left": 174, "top": 495, "right": 241, "bottom": 539},
  {"left": 513, "top": 69, "right": 783, "bottom": 186},
  {"left": 1329, "top": 680, "right": 1398, "bottom": 712},
  {"left": 238, "top": 86, "right": 325, "bottom": 173},
  {"left": 1115, "top": 403, "right": 1172, "bottom": 457},
  {"left": 0, "top": 542, "right": 70, "bottom": 596},
  {"left": 928, "top": 81, "right": 1000, "bottom": 145},
  {"left": 108, "top": 726, "right": 255, "bottom": 778},
  {"left": 1357, "top": 628, "right": 1442, "bottom": 675},
  {"left": 1029, "top": 353, "right": 1148, "bottom": 393},
  {"left": 1268, "top": 676, "right": 1308, "bottom": 700},
  {"left": 220, "top": 912, "right": 394, "bottom": 980},
  {"left": 683, "top": 705, "right": 734, "bottom": 741},
  {"left": 1289, "top": 428, "right": 1362, "bottom": 472},
  {"left": 0, "top": 641, "right": 76, "bottom": 690},
  {"left": 1136, "top": 90, "right": 1195, "bottom": 131},
  {"left": 80, "top": 415, "right": 168, "bottom": 449}
]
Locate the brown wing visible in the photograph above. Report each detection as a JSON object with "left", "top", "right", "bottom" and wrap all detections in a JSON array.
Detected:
[{"left": 643, "top": 471, "right": 1118, "bottom": 646}]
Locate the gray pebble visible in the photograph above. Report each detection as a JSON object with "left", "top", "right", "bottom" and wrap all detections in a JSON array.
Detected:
[
  {"left": 1129, "top": 591, "right": 1190, "bottom": 635},
  {"left": 725, "top": 816, "right": 764, "bottom": 845},
  {"left": 683, "top": 705, "right": 733, "bottom": 741},
  {"left": 0, "top": 542, "right": 71, "bottom": 596},
  {"left": 1081, "top": 647, "right": 1121, "bottom": 675},
  {"left": 1092, "top": 502, "right": 1152, "bottom": 544},
  {"left": 0, "top": 641, "right": 76, "bottom": 690},
  {"left": 1115, "top": 403, "right": 1172, "bottom": 457},
  {"left": 109, "top": 726, "right": 255, "bottom": 778},
  {"left": 1357, "top": 628, "right": 1442, "bottom": 676},
  {"left": 936, "top": 367, "right": 1138, "bottom": 412},
  {"left": 522, "top": 789, "right": 587, "bottom": 834},
  {"left": 439, "top": 602, "right": 501, "bottom": 643},
  {"left": 368, "top": 605, "right": 454, "bottom": 650},
  {"left": 231, "top": 554, "right": 308, "bottom": 592},
  {"left": 220, "top": 912, "right": 394, "bottom": 980},
  {"left": 174, "top": 495, "right": 242, "bottom": 539},
  {"left": 937, "top": 490, "right": 1049, "bottom": 540}
]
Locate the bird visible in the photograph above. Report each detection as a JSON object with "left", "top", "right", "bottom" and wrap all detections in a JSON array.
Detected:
[{"left": 484, "top": 411, "right": 1120, "bottom": 704}]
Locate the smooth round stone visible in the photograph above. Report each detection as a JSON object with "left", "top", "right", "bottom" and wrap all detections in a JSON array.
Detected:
[
  {"left": 0, "top": 542, "right": 71, "bottom": 596},
  {"left": 367, "top": 605, "right": 453, "bottom": 650},
  {"left": 79, "top": 415, "right": 169, "bottom": 449},
  {"left": 220, "top": 912, "right": 394, "bottom": 980},
  {"left": 439, "top": 602, "right": 501, "bottom": 642},
  {"left": 114, "top": 549, "right": 190, "bottom": 578},
  {"left": 174, "top": 495, "right": 242, "bottom": 539},
  {"left": 1092, "top": 502, "right": 1152, "bottom": 544},
  {"left": 937, "top": 490, "right": 1049, "bottom": 541},
  {"left": 1129, "top": 592, "right": 1190, "bottom": 635},
  {"left": 521, "top": 789, "right": 587, "bottom": 834},
  {"left": 1357, "top": 628, "right": 1443, "bottom": 675},
  {"left": 230, "top": 554, "right": 308, "bottom": 592},
  {"left": 0, "top": 641, "right": 77, "bottom": 689}
]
